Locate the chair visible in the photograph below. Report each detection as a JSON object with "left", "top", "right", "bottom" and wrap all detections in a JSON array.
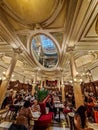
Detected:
[
  {"left": 63, "top": 108, "right": 72, "bottom": 125},
  {"left": 0, "top": 108, "right": 8, "bottom": 121},
  {"left": 5, "top": 105, "right": 16, "bottom": 120},
  {"left": 33, "top": 95, "right": 53, "bottom": 130},
  {"left": 94, "top": 110, "right": 98, "bottom": 123}
]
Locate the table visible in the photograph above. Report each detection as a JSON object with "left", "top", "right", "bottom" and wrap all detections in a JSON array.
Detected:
[
  {"left": 67, "top": 112, "right": 75, "bottom": 130},
  {"left": 32, "top": 112, "right": 41, "bottom": 119},
  {"left": 54, "top": 100, "right": 60, "bottom": 104},
  {"left": 30, "top": 112, "right": 41, "bottom": 125},
  {"left": 88, "top": 122, "right": 98, "bottom": 130},
  {"left": 0, "top": 121, "right": 12, "bottom": 130},
  {"left": 54, "top": 103, "right": 65, "bottom": 122}
]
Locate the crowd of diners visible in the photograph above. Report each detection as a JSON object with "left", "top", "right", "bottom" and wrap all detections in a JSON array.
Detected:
[
  {"left": 0, "top": 87, "right": 98, "bottom": 130},
  {"left": 1, "top": 89, "right": 60, "bottom": 130}
]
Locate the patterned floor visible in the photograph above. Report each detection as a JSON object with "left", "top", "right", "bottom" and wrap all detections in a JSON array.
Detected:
[
  {"left": 0, "top": 111, "right": 98, "bottom": 130},
  {"left": 0, "top": 111, "right": 69, "bottom": 130}
]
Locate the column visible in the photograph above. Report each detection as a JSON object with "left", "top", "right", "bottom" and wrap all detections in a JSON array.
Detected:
[
  {"left": 32, "top": 75, "right": 36, "bottom": 95},
  {"left": 57, "top": 79, "right": 61, "bottom": 91},
  {"left": 44, "top": 79, "right": 46, "bottom": 87},
  {"left": 61, "top": 71, "right": 65, "bottom": 103},
  {"left": 0, "top": 48, "right": 22, "bottom": 107},
  {"left": 70, "top": 52, "right": 84, "bottom": 109},
  {"left": 23, "top": 76, "right": 25, "bottom": 83},
  {"left": 40, "top": 78, "right": 43, "bottom": 89}
]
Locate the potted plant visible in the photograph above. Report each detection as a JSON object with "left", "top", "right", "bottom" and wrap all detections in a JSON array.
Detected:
[{"left": 35, "top": 86, "right": 48, "bottom": 102}]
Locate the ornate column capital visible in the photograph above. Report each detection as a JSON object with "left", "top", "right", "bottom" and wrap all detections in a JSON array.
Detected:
[
  {"left": 66, "top": 46, "right": 75, "bottom": 58},
  {"left": 13, "top": 47, "right": 23, "bottom": 54},
  {"left": 66, "top": 46, "right": 75, "bottom": 53}
]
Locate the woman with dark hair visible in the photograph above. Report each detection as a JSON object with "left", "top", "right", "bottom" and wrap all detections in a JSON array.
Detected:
[
  {"left": 74, "top": 105, "right": 93, "bottom": 130},
  {"left": 46, "top": 97, "right": 57, "bottom": 117},
  {"left": 16, "top": 101, "right": 33, "bottom": 130}
]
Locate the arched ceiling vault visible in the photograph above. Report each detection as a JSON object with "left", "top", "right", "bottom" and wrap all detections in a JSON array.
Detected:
[{"left": 0, "top": 0, "right": 98, "bottom": 83}]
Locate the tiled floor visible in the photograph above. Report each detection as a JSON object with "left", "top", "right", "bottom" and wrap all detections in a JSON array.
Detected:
[
  {"left": 0, "top": 111, "right": 98, "bottom": 130},
  {"left": 0, "top": 111, "right": 68, "bottom": 130},
  {"left": 0, "top": 121, "right": 98, "bottom": 130},
  {"left": 88, "top": 122, "right": 98, "bottom": 130},
  {"left": 0, "top": 121, "right": 12, "bottom": 130},
  {"left": 49, "top": 127, "right": 70, "bottom": 130}
]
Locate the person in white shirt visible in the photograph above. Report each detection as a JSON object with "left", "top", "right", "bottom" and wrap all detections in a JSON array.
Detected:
[{"left": 31, "top": 99, "right": 40, "bottom": 112}]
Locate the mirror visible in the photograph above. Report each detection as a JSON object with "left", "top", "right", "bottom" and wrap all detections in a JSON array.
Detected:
[{"left": 31, "top": 34, "right": 58, "bottom": 68}]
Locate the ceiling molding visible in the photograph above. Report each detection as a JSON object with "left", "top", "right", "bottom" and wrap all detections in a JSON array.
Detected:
[
  {"left": 78, "top": 4, "right": 98, "bottom": 42},
  {"left": 27, "top": 31, "right": 61, "bottom": 71},
  {"left": 1, "top": 0, "right": 65, "bottom": 28},
  {"left": 95, "top": 15, "right": 98, "bottom": 34}
]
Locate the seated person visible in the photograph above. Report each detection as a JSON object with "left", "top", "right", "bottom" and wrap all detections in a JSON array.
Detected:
[
  {"left": 74, "top": 105, "right": 94, "bottom": 130},
  {"left": 63, "top": 102, "right": 72, "bottom": 114},
  {"left": 16, "top": 101, "right": 33, "bottom": 130},
  {"left": 31, "top": 99, "right": 40, "bottom": 112},
  {"left": 1, "top": 95, "right": 9, "bottom": 109},
  {"left": 13, "top": 94, "right": 23, "bottom": 104},
  {"left": 85, "top": 97, "right": 95, "bottom": 119},
  {"left": 46, "top": 97, "right": 57, "bottom": 117}
]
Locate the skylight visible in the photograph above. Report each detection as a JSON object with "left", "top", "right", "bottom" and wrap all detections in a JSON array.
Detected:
[
  {"left": 31, "top": 34, "right": 58, "bottom": 68},
  {"left": 40, "top": 35, "right": 55, "bottom": 50}
]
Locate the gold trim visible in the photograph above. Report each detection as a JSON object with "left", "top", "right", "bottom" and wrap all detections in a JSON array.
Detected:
[
  {"left": 27, "top": 32, "right": 61, "bottom": 71},
  {"left": 1, "top": 0, "right": 65, "bottom": 27},
  {"left": 95, "top": 16, "right": 98, "bottom": 34},
  {"left": 78, "top": 2, "right": 98, "bottom": 42}
]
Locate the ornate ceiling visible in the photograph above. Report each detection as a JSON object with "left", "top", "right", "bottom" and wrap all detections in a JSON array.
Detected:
[{"left": 0, "top": 0, "right": 98, "bottom": 84}]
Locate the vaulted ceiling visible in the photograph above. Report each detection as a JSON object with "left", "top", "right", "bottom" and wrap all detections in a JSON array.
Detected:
[{"left": 0, "top": 0, "right": 98, "bottom": 84}]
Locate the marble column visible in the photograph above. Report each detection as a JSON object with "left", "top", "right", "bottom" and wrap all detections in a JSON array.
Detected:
[
  {"left": 23, "top": 76, "right": 25, "bottom": 83},
  {"left": 32, "top": 75, "right": 36, "bottom": 95},
  {"left": 70, "top": 52, "right": 84, "bottom": 109},
  {"left": 0, "top": 48, "right": 22, "bottom": 107},
  {"left": 57, "top": 79, "right": 61, "bottom": 91},
  {"left": 61, "top": 72, "right": 65, "bottom": 103},
  {"left": 44, "top": 79, "right": 46, "bottom": 87},
  {"left": 40, "top": 78, "right": 43, "bottom": 89}
]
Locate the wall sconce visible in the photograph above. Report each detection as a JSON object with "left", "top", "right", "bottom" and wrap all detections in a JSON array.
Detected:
[
  {"left": 2, "top": 75, "right": 6, "bottom": 80},
  {"left": 73, "top": 74, "right": 83, "bottom": 83}
]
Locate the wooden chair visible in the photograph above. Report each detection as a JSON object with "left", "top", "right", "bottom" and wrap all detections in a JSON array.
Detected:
[{"left": 0, "top": 108, "right": 9, "bottom": 121}]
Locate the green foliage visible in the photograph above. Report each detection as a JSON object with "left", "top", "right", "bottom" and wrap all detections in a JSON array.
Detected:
[{"left": 36, "top": 88, "right": 48, "bottom": 102}]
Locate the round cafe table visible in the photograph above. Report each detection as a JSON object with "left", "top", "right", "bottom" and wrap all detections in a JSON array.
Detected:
[
  {"left": 30, "top": 112, "right": 41, "bottom": 125},
  {"left": 68, "top": 112, "right": 75, "bottom": 130},
  {"left": 54, "top": 103, "right": 65, "bottom": 122}
]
